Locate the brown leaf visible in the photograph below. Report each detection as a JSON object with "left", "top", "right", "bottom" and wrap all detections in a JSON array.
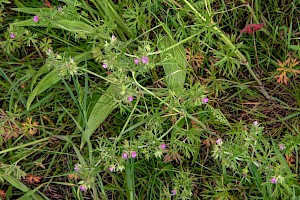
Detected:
[
  {"left": 163, "top": 152, "right": 183, "bottom": 163},
  {"left": 25, "top": 174, "right": 42, "bottom": 184}
]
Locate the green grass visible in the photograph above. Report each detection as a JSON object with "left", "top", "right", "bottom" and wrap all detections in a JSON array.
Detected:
[{"left": 0, "top": 0, "right": 300, "bottom": 199}]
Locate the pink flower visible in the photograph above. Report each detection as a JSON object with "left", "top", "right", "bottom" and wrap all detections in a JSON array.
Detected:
[
  {"left": 161, "top": 143, "right": 166, "bottom": 150},
  {"left": 109, "top": 165, "right": 115, "bottom": 172},
  {"left": 74, "top": 164, "right": 79, "bottom": 171},
  {"left": 79, "top": 185, "right": 86, "bottom": 191},
  {"left": 33, "top": 15, "right": 39, "bottom": 22},
  {"left": 270, "top": 177, "right": 277, "bottom": 184},
  {"left": 122, "top": 153, "right": 128, "bottom": 159},
  {"left": 111, "top": 35, "right": 116, "bottom": 41},
  {"left": 202, "top": 97, "right": 208, "bottom": 104},
  {"left": 279, "top": 144, "right": 285, "bottom": 150},
  {"left": 102, "top": 64, "right": 107, "bottom": 68},
  {"left": 171, "top": 189, "right": 177, "bottom": 195},
  {"left": 253, "top": 121, "right": 258, "bottom": 126},
  {"left": 141, "top": 56, "right": 149, "bottom": 64},
  {"left": 216, "top": 138, "right": 222, "bottom": 145},
  {"left": 10, "top": 33, "right": 15, "bottom": 39},
  {"left": 131, "top": 151, "right": 137, "bottom": 158},
  {"left": 128, "top": 96, "right": 133, "bottom": 102},
  {"left": 134, "top": 59, "right": 139, "bottom": 64}
]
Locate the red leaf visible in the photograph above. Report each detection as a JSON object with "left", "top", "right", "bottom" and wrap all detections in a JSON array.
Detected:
[{"left": 241, "top": 23, "right": 264, "bottom": 34}]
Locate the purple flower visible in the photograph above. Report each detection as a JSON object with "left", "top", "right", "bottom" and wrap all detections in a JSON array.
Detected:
[
  {"left": 48, "top": 48, "right": 51, "bottom": 52},
  {"left": 141, "top": 56, "right": 149, "bottom": 64},
  {"left": 33, "top": 15, "right": 39, "bottom": 22},
  {"left": 128, "top": 96, "right": 133, "bottom": 102},
  {"left": 161, "top": 143, "right": 166, "bottom": 150},
  {"left": 279, "top": 144, "right": 285, "bottom": 150},
  {"left": 131, "top": 151, "right": 137, "bottom": 158},
  {"left": 10, "top": 33, "right": 15, "bottom": 39},
  {"left": 109, "top": 165, "right": 115, "bottom": 172},
  {"left": 102, "top": 64, "right": 107, "bottom": 69},
  {"left": 202, "top": 97, "right": 208, "bottom": 104},
  {"left": 57, "top": 6, "right": 62, "bottom": 12},
  {"left": 171, "top": 189, "right": 177, "bottom": 195},
  {"left": 134, "top": 59, "right": 139, "bottom": 64},
  {"left": 216, "top": 138, "right": 222, "bottom": 145},
  {"left": 122, "top": 153, "right": 128, "bottom": 159},
  {"left": 253, "top": 121, "right": 258, "bottom": 126},
  {"left": 111, "top": 35, "right": 116, "bottom": 41},
  {"left": 74, "top": 164, "right": 79, "bottom": 171},
  {"left": 270, "top": 177, "right": 277, "bottom": 184},
  {"left": 79, "top": 185, "right": 86, "bottom": 191}
]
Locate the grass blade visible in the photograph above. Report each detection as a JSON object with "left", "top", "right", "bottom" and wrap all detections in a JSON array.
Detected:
[
  {"left": 4, "top": 176, "right": 43, "bottom": 200},
  {"left": 81, "top": 84, "right": 117, "bottom": 148},
  {"left": 26, "top": 69, "right": 61, "bottom": 110},
  {"left": 159, "top": 36, "right": 187, "bottom": 94}
]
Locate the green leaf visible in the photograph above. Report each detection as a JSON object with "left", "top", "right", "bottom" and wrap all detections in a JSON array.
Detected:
[
  {"left": 81, "top": 84, "right": 118, "bottom": 148},
  {"left": 27, "top": 51, "right": 91, "bottom": 110},
  {"left": 94, "top": 0, "right": 133, "bottom": 38},
  {"left": 55, "top": 20, "right": 95, "bottom": 34},
  {"left": 27, "top": 70, "right": 61, "bottom": 110},
  {"left": 0, "top": 67, "right": 26, "bottom": 107},
  {"left": 290, "top": 45, "right": 300, "bottom": 52},
  {"left": 4, "top": 176, "right": 43, "bottom": 200},
  {"left": 12, "top": 7, "right": 50, "bottom": 14},
  {"left": 159, "top": 36, "right": 187, "bottom": 94},
  {"left": 74, "top": 51, "right": 93, "bottom": 63},
  {"left": 13, "top": 0, "right": 25, "bottom": 7},
  {"left": 11, "top": 20, "right": 101, "bottom": 37},
  {"left": 18, "top": 184, "right": 47, "bottom": 200},
  {"left": 30, "top": 64, "right": 50, "bottom": 91},
  {"left": 11, "top": 19, "right": 52, "bottom": 27}
]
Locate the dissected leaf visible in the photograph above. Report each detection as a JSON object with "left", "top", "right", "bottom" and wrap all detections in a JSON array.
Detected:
[{"left": 275, "top": 56, "right": 300, "bottom": 84}]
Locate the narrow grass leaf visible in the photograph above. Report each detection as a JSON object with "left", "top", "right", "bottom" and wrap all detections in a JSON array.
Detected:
[
  {"left": 81, "top": 84, "right": 117, "bottom": 148},
  {"left": 95, "top": 0, "right": 133, "bottom": 38},
  {"left": 27, "top": 51, "right": 90, "bottom": 110},
  {"left": 26, "top": 70, "right": 61, "bottom": 110},
  {"left": 125, "top": 160, "right": 135, "bottom": 200},
  {"left": 13, "top": 0, "right": 25, "bottom": 7},
  {"left": 159, "top": 36, "right": 186, "bottom": 94},
  {"left": 12, "top": 7, "right": 50, "bottom": 14},
  {"left": 18, "top": 184, "right": 46, "bottom": 200},
  {"left": 4, "top": 176, "right": 43, "bottom": 200},
  {"left": 55, "top": 20, "right": 95, "bottom": 34},
  {"left": 0, "top": 67, "right": 26, "bottom": 106},
  {"left": 30, "top": 64, "right": 50, "bottom": 91}
]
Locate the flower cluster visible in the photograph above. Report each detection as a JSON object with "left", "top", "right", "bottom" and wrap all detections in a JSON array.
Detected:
[
  {"left": 134, "top": 56, "right": 149, "bottom": 64},
  {"left": 122, "top": 151, "right": 137, "bottom": 159}
]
